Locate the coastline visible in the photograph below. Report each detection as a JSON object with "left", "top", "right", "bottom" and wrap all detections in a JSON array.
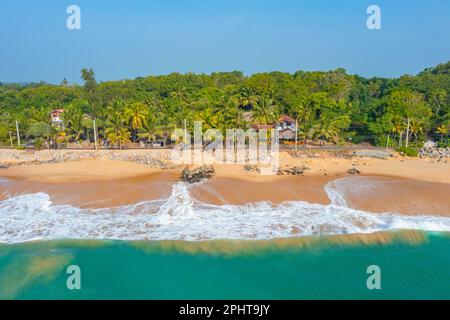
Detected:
[{"left": 0, "top": 150, "right": 449, "bottom": 216}]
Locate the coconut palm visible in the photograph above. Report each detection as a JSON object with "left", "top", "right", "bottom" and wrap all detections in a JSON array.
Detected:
[
  {"left": 219, "top": 95, "right": 246, "bottom": 129},
  {"left": 125, "top": 102, "right": 147, "bottom": 141},
  {"left": 409, "top": 120, "right": 425, "bottom": 145},
  {"left": 172, "top": 105, "right": 192, "bottom": 129},
  {"left": 252, "top": 96, "right": 278, "bottom": 125},
  {"left": 170, "top": 87, "right": 190, "bottom": 104},
  {"left": 107, "top": 129, "right": 131, "bottom": 149},
  {"left": 196, "top": 107, "right": 218, "bottom": 131},
  {"left": 311, "top": 115, "right": 350, "bottom": 144},
  {"left": 138, "top": 113, "right": 161, "bottom": 144},
  {"left": 105, "top": 111, "right": 131, "bottom": 149},
  {"left": 436, "top": 124, "right": 449, "bottom": 142},
  {"left": 391, "top": 116, "right": 405, "bottom": 147},
  {"left": 293, "top": 101, "right": 316, "bottom": 145},
  {"left": 156, "top": 110, "right": 176, "bottom": 147},
  {"left": 62, "top": 108, "right": 85, "bottom": 144},
  {"left": 237, "top": 88, "right": 258, "bottom": 109}
]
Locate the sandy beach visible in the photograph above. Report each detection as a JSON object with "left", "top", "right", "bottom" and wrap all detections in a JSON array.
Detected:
[{"left": 0, "top": 150, "right": 449, "bottom": 216}]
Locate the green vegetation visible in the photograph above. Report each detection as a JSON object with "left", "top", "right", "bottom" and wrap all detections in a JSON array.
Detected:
[
  {"left": 0, "top": 62, "right": 449, "bottom": 148},
  {"left": 396, "top": 146, "right": 419, "bottom": 157}
]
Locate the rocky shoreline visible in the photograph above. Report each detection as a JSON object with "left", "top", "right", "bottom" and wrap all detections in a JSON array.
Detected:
[
  {"left": 289, "top": 150, "right": 393, "bottom": 160},
  {"left": 0, "top": 148, "right": 448, "bottom": 173},
  {"left": 0, "top": 149, "right": 175, "bottom": 170},
  {"left": 419, "top": 147, "right": 450, "bottom": 161}
]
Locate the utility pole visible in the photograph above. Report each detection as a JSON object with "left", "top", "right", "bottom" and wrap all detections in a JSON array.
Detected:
[
  {"left": 405, "top": 118, "right": 411, "bottom": 148},
  {"left": 15, "top": 121, "right": 21, "bottom": 147},
  {"left": 9, "top": 131, "right": 13, "bottom": 148},
  {"left": 295, "top": 119, "right": 298, "bottom": 151},
  {"left": 93, "top": 119, "right": 98, "bottom": 150}
]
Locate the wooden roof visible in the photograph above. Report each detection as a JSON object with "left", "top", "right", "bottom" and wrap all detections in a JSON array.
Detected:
[{"left": 278, "top": 114, "right": 295, "bottom": 124}]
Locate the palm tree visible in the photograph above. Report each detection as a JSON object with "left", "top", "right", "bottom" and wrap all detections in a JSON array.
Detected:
[
  {"left": 228, "top": 106, "right": 247, "bottom": 130},
  {"left": 196, "top": 107, "right": 218, "bottom": 131},
  {"left": 172, "top": 105, "right": 191, "bottom": 129},
  {"left": 125, "top": 102, "right": 147, "bottom": 141},
  {"left": 138, "top": 113, "right": 161, "bottom": 144},
  {"left": 170, "top": 87, "right": 190, "bottom": 105},
  {"left": 252, "top": 96, "right": 278, "bottom": 125},
  {"left": 436, "top": 124, "right": 449, "bottom": 142},
  {"left": 105, "top": 111, "right": 131, "bottom": 149},
  {"left": 238, "top": 88, "right": 258, "bottom": 109},
  {"left": 409, "top": 120, "right": 425, "bottom": 145},
  {"left": 311, "top": 115, "right": 350, "bottom": 144},
  {"left": 219, "top": 95, "right": 246, "bottom": 129},
  {"left": 391, "top": 116, "right": 405, "bottom": 147},
  {"left": 49, "top": 127, "right": 68, "bottom": 149},
  {"left": 107, "top": 129, "right": 131, "bottom": 149},
  {"left": 293, "top": 101, "right": 315, "bottom": 145},
  {"left": 62, "top": 108, "right": 85, "bottom": 144}
]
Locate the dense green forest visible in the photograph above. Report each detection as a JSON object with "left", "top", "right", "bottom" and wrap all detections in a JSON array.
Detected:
[{"left": 0, "top": 61, "right": 449, "bottom": 149}]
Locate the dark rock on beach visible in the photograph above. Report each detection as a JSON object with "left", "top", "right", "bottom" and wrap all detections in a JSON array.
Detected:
[
  {"left": 347, "top": 168, "right": 360, "bottom": 175},
  {"left": 181, "top": 165, "right": 215, "bottom": 183},
  {"left": 277, "top": 166, "right": 309, "bottom": 176}
]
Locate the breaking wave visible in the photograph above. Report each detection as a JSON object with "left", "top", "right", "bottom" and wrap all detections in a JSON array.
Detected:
[{"left": 1, "top": 180, "right": 450, "bottom": 244}]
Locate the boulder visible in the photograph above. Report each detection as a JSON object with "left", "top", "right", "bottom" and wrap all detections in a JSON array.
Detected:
[
  {"left": 181, "top": 165, "right": 215, "bottom": 183},
  {"left": 277, "top": 166, "right": 309, "bottom": 176},
  {"left": 347, "top": 168, "right": 360, "bottom": 175}
]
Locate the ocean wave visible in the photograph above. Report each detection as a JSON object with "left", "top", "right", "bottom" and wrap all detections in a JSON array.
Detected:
[{"left": 1, "top": 181, "right": 450, "bottom": 244}]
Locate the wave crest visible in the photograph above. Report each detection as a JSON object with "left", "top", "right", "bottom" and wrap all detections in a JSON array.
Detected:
[{"left": 1, "top": 182, "right": 450, "bottom": 244}]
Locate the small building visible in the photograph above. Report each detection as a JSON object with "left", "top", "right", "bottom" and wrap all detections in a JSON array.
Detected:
[
  {"left": 51, "top": 109, "right": 65, "bottom": 124},
  {"left": 276, "top": 115, "right": 296, "bottom": 131},
  {"left": 278, "top": 128, "right": 296, "bottom": 140},
  {"left": 249, "top": 114, "right": 297, "bottom": 141},
  {"left": 275, "top": 115, "right": 296, "bottom": 141}
]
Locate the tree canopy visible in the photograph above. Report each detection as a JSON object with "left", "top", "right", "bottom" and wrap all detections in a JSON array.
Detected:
[{"left": 1, "top": 62, "right": 449, "bottom": 148}]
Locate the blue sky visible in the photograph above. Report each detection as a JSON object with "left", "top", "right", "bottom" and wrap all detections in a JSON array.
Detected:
[{"left": 0, "top": 0, "right": 449, "bottom": 83}]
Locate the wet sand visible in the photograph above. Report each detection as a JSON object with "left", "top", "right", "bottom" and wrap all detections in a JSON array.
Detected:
[
  {"left": 330, "top": 175, "right": 450, "bottom": 216},
  {"left": 0, "top": 159, "right": 449, "bottom": 216},
  {"left": 0, "top": 160, "right": 178, "bottom": 208},
  {"left": 190, "top": 175, "right": 332, "bottom": 205}
]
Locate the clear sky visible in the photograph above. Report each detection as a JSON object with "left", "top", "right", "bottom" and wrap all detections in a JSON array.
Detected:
[{"left": 1, "top": 0, "right": 449, "bottom": 83}]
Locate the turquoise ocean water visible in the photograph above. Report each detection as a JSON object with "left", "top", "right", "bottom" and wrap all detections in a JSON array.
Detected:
[{"left": 0, "top": 232, "right": 449, "bottom": 300}]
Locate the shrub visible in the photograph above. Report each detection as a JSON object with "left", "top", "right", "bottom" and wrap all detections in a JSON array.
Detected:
[
  {"left": 396, "top": 146, "right": 419, "bottom": 157},
  {"left": 34, "top": 138, "right": 45, "bottom": 150},
  {"left": 436, "top": 141, "right": 450, "bottom": 148}
]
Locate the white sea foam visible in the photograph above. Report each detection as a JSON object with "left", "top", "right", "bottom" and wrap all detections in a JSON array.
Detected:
[{"left": 0, "top": 181, "right": 449, "bottom": 244}]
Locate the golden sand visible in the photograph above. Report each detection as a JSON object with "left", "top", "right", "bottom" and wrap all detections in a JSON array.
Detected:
[{"left": 0, "top": 155, "right": 449, "bottom": 215}]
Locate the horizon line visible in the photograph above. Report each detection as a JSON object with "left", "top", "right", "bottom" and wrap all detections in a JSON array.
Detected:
[{"left": 2, "top": 60, "right": 449, "bottom": 86}]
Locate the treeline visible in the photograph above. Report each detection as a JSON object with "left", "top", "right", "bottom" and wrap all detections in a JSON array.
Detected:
[{"left": 0, "top": 62, "right": 449, "bottom": 149}]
